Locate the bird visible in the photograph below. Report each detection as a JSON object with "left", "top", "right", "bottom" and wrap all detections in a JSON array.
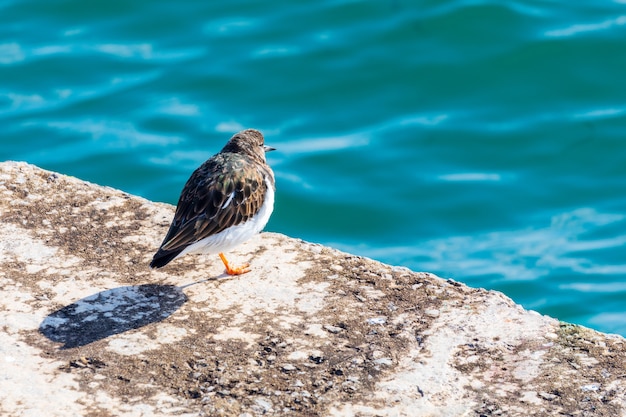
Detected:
[{"left": 150, "top": 129, "right": 275, "bottom": 275}]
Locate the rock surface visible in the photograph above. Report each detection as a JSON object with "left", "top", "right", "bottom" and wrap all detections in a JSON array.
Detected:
[{"left": 1, "top": 161, "right": 626, "bottom": 416}]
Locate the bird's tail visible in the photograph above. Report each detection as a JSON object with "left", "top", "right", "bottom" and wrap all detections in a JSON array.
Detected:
[{"left": 150, "top": 249, "right": 182, "bottom": 269}]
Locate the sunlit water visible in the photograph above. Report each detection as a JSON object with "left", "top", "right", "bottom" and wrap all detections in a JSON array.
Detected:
[{"left": 2, "top": 0, "right": 626, "bottom": 334}]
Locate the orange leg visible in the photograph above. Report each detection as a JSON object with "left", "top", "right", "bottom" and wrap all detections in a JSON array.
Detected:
[{"left": 219, "top": 253, "right": 251, "bottom": 275}]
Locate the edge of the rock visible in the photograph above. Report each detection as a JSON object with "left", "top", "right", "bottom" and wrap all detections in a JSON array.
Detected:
[{"left": 1, "top": 161, "right": 625, "bottom": 417}]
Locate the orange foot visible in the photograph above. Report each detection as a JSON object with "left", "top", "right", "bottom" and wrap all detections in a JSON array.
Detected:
[{"left": 219, "top": 252, "right": 251, "bottom": 275}]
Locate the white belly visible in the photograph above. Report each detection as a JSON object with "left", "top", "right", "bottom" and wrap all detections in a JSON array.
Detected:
[{"left": 177, "top": 177, "right": 275, "bottom": 258}]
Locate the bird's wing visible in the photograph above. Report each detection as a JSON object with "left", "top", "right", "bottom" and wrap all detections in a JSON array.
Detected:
[{"left": 157, "top": 153, "right": 269, "bottom": 253}]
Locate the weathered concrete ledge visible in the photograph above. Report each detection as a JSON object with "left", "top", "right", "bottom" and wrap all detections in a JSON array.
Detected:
[{"left": 1, "top": 161, "right": 625, "bottom": 416}]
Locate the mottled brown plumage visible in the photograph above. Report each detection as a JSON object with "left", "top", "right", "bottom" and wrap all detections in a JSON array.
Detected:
[{"left": 150, "top": 129, "right": 275, "bottom": 272}]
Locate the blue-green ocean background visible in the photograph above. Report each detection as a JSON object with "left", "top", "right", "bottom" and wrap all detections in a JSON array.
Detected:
[{"left": 2, "top": 1, "right": 626, "bottom": 335}]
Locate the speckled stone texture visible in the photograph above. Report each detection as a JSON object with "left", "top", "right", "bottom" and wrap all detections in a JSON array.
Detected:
[{"left": 1, "top": 161, "right": 626, "bottom": 416}]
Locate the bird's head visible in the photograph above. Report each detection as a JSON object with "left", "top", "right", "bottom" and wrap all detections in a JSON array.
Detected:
[{"left": 222, "top": 129, "right": 275, "bottom": 162}]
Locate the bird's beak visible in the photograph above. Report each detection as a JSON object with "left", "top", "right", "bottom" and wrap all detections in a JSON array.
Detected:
[{"left": 264, "top": 145, "right": 276, "bottom": 153}]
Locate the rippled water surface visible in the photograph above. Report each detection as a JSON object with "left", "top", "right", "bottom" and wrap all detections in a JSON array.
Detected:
[{"left": 2, "top": 0, "right": 626, "bottom": 334}]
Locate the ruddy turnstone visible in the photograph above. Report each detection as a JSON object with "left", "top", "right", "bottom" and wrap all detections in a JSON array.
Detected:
[{"left": 150, "top": 129, "right": 275, "bottom": 274}]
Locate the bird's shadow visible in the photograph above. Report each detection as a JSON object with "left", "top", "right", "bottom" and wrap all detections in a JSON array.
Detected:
[{"left": 39, "top": 283, "right": 193, "bottom": 349}]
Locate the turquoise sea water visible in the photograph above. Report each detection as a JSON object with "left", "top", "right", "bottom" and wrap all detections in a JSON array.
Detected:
[{"left": 2, "top": 1, "right": 626, "bottom": 335}]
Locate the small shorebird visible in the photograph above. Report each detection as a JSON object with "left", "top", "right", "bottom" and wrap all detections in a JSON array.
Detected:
[{"left": 150, "top": 129, "right": 275, "bottom": 275}]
